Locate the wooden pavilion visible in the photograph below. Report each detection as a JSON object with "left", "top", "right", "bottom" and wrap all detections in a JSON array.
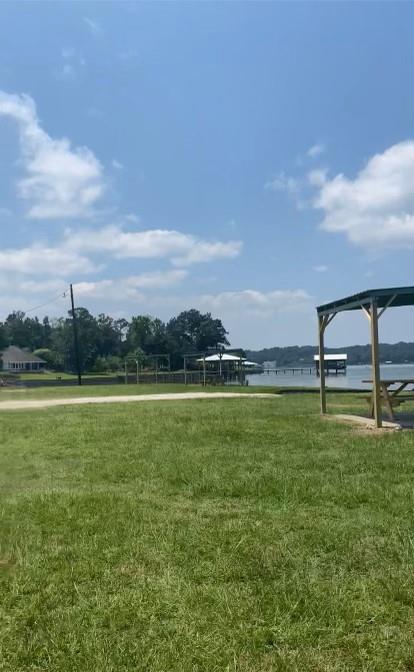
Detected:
[{"left": 316, "top": 286, "right": 414, "bottom": 428}]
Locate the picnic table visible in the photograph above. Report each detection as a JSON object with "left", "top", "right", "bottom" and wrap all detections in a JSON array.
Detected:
[{"left": 362, "top": 378, "right": 414, "bottom": 420}]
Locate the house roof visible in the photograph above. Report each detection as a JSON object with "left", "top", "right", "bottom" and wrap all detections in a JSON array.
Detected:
[
  {"left": 316, "top": 286, "right": 414, "bottom": 316},
  {"left": 1, "top": 345, "right": 46, "bottom": 364}
]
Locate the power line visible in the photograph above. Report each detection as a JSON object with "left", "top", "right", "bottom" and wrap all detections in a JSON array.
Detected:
[{"left": 22, "top": 287, "right": 70, "bottom": 315}]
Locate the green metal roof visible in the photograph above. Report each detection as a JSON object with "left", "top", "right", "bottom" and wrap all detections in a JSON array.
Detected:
[{"left": 316, "top": 286, "right": 414, "bottom": 316}]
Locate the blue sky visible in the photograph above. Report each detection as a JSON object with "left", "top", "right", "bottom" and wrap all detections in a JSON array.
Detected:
[{"left": 1, "top": 2, "right": 414, "bottom": 348}]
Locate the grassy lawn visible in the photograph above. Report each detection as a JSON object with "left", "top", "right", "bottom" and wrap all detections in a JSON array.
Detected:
[
  {"left": 17, "top": 372, "right": 115, "bottom": 381},
  {"left": 1, "top": 394, "right": 414, "bottom": 670},
  {"left": 0, "top": 383, "right": 277, "bottom": 402}
]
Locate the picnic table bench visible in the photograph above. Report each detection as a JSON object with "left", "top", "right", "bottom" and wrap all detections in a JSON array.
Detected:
[{"left": 363, "top": 378, "right": 414, "bottom": 421}]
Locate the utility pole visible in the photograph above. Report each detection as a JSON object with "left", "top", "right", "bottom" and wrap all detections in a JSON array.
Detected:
[{"left": 70, "top": 283, "right": 82, "bottom": 386}]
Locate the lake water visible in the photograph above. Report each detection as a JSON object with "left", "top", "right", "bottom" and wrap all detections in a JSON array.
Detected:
[{"left": 246, "top": 364, "right": 414, "bottom": 390}]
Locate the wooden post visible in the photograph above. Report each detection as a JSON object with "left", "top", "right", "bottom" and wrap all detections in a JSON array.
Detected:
[
  {"left": 318, "top": 314, "right": 327, "bottom": 414},
  {"left": 124, "top": 360, "right": 128, "bottom": 385},
  {"left": 203, "top": 355, "right": 206, "bottom": 387},
  {"left": 184, "top": 356, "right": 187, "bottom": 385},
  {"left": 136, "top": 360, "right": 139, "bottom": 384},
  {"left": 370, "top": 299, "right": 382, "bottom": 428}
]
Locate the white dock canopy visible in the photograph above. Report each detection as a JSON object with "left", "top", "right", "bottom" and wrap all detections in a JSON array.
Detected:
[
  {"left": 196, "top": 354, "right": 260, "bottom": 366},
  {"left": 313, "top": 354, "right": 347, "bottom": 362},
  {"left": 197, "top": 353, "right": 242, "bottom": 362}
]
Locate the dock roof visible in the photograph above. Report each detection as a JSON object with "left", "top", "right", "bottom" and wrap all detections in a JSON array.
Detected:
[
  {"left": 316, "top": 286, "right": 414, "bottom": 316},
  {"left": 314, "top": 354, "right": 347, "bottom": 361}
]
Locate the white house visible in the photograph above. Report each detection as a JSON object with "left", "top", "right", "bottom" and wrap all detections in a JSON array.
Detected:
[{"left": 1, "top": 346, "right": 46, "bottom": 372}]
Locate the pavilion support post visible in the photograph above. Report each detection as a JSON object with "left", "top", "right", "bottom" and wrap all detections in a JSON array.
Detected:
[
  {"left": 318, "top": 314, "right": 327, "bottom": 414},
  {"left": 370, "top": 299, "right": 382, "bottom": 428}
]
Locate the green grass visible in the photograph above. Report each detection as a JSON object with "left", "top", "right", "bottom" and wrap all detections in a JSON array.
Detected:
[
  {"left": 1, "top": 394, "right": 414, "bottom": 670},
  {"left": 17, "top": 372, "right": 114, "bottom": 381},
  {"left": 0, "top": 383, "right": 277, "bottom": 402}
]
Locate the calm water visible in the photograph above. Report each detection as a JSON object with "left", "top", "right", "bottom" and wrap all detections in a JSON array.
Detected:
[{"left": 246, "top": 364, "right": 414, "bottom": 390}]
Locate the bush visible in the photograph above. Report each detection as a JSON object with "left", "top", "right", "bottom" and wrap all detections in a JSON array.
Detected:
[{"left": 33, "top": 348, "right": 64, "bottom": 370}]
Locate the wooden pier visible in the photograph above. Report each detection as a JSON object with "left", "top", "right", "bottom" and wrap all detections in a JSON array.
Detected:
[{"left": 261, "top": 367, "right": 316, "bottom": 375}]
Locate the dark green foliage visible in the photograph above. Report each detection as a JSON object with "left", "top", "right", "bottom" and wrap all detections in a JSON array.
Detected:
[
  {"left": 167, "top": 308, "right": 229, "bottom": 352},
  {"left": 3, "top": 311, "right": 45, "bottom": 350},
  {"left": 248, "top": 341, "right": 414, "bottom": 366},
  {"left": 0, "top": 308, "right": 229, "bottom": 373},
  {"left": 33, "top": 348, "right": 63, "bottom": 370}
]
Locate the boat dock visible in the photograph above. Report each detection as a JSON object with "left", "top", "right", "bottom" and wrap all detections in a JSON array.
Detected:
[{"left": 261, "top": 367, "right": 316, "bottom": 375}]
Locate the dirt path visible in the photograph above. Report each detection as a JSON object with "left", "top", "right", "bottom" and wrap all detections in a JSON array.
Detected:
[{"left": 0, "top": 392, "right": 278, "bottom": 411}]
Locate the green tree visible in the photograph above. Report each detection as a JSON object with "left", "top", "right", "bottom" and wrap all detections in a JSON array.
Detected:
[
  {"left": 96, "top": 314, "right": 125, "bottom": 357},
  {"left": 42, "top": 317, "right": 53, "bottom": 348},
  {"left": 4, "top": 311, "right": 27, "bottom": 347},
  {"left": 0, "top": 323, "right": 8, "bottom": 350},
  {"left": 51, "top": 308, "right": 101, "bottom": 373},
  {"left": 167, "top": 309, "right": 229, "bottom": 353},
  {"left": 126, "top": 316, "right": 167, "bottom": 354}
]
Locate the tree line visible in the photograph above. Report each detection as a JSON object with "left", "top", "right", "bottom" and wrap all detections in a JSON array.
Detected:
[
  {"left": 246, "top": 343, "right": 414, "bottom": 366},
  {"left": 0, "top": 308, "right": 230, "bottom": 373}
]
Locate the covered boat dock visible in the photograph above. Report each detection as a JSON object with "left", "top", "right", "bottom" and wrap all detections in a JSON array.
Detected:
[{"left": 316, "top": 286, "right": 414, "bottom": 428}]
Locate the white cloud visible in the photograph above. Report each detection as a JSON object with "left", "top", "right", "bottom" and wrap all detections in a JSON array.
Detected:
[
  {"left": 65, "top": 226, "right": 242, "bottom": 266},
  {"left": 0, "top": 90, "right": 105, "bottom": 219},
  {"left": 54, "top": 48, "right": 86, "bottom": 81},
  {"left": 73, "top": 270, "right": 187, "bottom": 300},
  {"left": 172, "top": 240, "right": 242, "bottom": 266},
  {"left": 198, "top": 289, "right": 312, "bottom": 317},
  {"left": 112, "top": 159, "right": 123, "bottom": 171},
  {"left": 307, "top": 143, "right": 325, "bottom": 158},
  {"left": 83, "top": 17, "right": 103, "bottom": 36},
  {"left": 0, "top": 244, "right": 97, "bottom": 276},
  {"left": 125, "top": 269, "right": 187, "bottom": 289},
  {"left": 0, "top": 218, "right": 240, "bottom": 299},
  {"left": 17, "top": 278, "right": 68, "bottom": 294},
  {"left": 314, "top": 141, "right": 414, "bottom": 247},
  {"left": 73, "top": 279, "right": 117, "bottom": 298},
  {"left": 308, "top": 168, "right": 327, "bottom": 187},
  {"left": 0, "top": 277, "right": 70, "bottom": 318},
  {"left": 0, "top": 275, "right": 66, "bottom": 295},
  {"left": 265, "top": 172, "right": 299, "bottom": 194},
  {"left": 313, "top": 265, "right": 328, "bottom": 273}
]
